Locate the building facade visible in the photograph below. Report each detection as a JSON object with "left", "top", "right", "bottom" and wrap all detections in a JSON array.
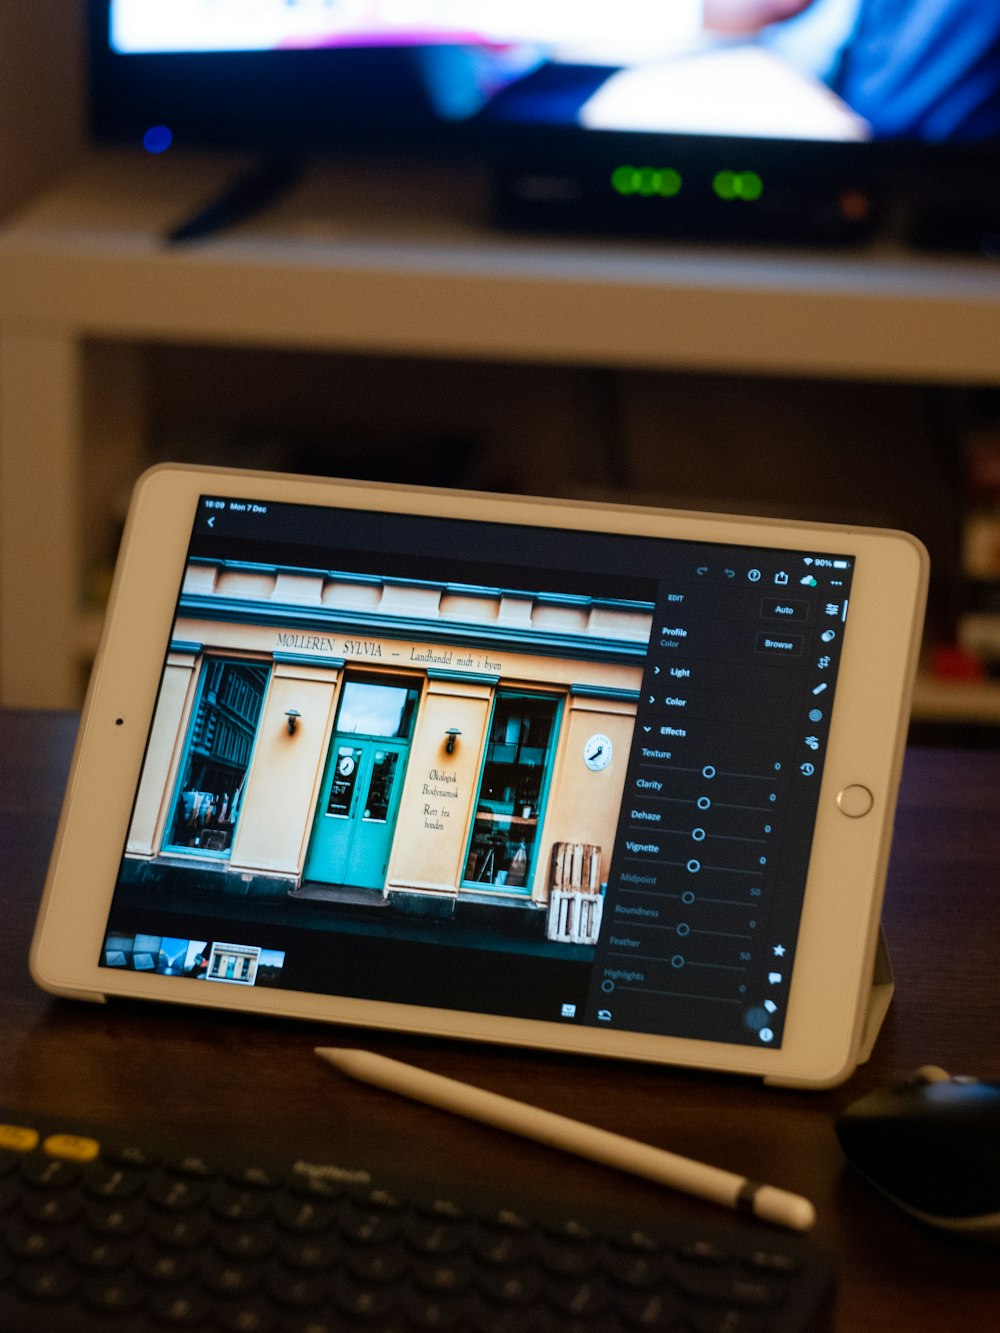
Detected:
[{"left": 124, "top": 559, "right": 651, "bottom": 935}]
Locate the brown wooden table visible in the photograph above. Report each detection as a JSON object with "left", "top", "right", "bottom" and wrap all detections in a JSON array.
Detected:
[{"left": 1, "top": 709, "right": 998, "bottom": 1329}]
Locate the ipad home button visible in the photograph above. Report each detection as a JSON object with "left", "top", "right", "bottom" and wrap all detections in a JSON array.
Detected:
[{"left": 837, "top": 784, "right": 874, "bottom": 818}]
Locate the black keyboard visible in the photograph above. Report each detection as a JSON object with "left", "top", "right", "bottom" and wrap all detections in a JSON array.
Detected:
[{"left": 0, "top": 1108, "right": 835, "bottom": 1332}]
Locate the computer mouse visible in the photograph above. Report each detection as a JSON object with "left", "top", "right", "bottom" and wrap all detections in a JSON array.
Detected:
[{"left": 835, "top": 1066, "right": 1000, "bottom": 1240}]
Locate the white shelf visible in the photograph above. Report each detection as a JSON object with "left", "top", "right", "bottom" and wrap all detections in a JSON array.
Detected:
[
  {"left": 910, "top": 675, "right": 1000, "bottom": 725},
  {"left": 4, "top": 150, "right": 1000, "bottom": 707},
  {"left": 4, "top": 151, "right": 1000, "bottom": 380}
]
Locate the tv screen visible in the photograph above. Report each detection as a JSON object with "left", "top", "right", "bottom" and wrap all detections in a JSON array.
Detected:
[{"left": 89, "top": 2, "right": 1000, "bottom": 244}]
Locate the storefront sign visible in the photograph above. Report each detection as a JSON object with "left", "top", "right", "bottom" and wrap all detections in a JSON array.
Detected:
[{"left": 422, "top": 767, "right": 460, "bottom": 832}]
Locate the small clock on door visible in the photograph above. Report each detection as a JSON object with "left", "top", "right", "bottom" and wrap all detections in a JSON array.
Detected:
[{"left": 584, "top": 734, "right": 613, "bottom": 771}]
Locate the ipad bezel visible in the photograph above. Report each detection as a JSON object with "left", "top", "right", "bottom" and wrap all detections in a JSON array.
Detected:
[{"left": 30, "top": 465, "right": 928, "bottom": 1088}]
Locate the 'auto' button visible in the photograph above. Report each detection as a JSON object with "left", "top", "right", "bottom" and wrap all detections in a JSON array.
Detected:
[{"left": 760, "top": 598, "right": 809, "bottom": 621}]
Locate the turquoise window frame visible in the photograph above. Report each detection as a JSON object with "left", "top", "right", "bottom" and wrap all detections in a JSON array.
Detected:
[
  {"left": 461, "top": 689, "right": 563, "bottom": 893},
  {"left": 163, "top": 657, "right": 270, "bottom": 859}
]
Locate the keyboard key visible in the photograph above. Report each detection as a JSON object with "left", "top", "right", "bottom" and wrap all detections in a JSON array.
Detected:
[
  {"left": 473, "top": 1226, "right": 533, "bottom": 1267},
  {"left": 82, "top": 1272, "right": 147, "bottom": 1315},
  {"left": 480, "top": 1264, "right": 543, "bottom": 1306},
  {"left": 148, "top": 1289, "right": 212, "bottom": 1326},
  {"left": 166, "top": 1153, "right": 216, "bottom": 1179},
  {"left": 15, "top": 1260, "right": 79, "bottom": 1303},
  {"left": 266, "top": 1266, "right": 331, "bottom": 1308},
  {"left": 744, "top": 1247, "right": 801, "bottom": 1276},
  {"left": 211, "top": 1181, "right": 273, "bottom": 1222},
  {"left": 217, "top": 1298, "right": 278, "bottom": 1331},
  {"left": 331, "top": 1272, "right": 398, "bottom": 1321},
  {"left": 613, "top": 1286, "right": 683, "bottom": 1329},
  {"left": 6, "top": 1220, "right": 67, "bottom": 1260},
  {"left": 103, "top": 1142, "right": 159, "bottom": 1172},
  {"left": 85, "top": 1162, "right": 147, "bottom": 1199},
  {"left": 338, "top": 1202, "right": 400, "bottom": 1245},
  {"left": 85, "top": 1197, "right": 146, "bottom": 1236},
  {"left": 536, "top": 1235, "right": 599, "bottom": 1279},
  {"left": 549, "top": 1275, "right": 612, "bottom": 1319},
  {"left": 0, "top": 1125, "right": 40, "bottom": 1155},
  {"left": 149, "top": 1176, "right": 209, "bottom": 1211},
  {"left": 276, "top": 1196, "right": 337, "bottom": 1234},
  {"left": 280, "top": 1234, "right": 341, "bottom": 1272},
  {"left": 344, "top": 1240, "right": 406, "bottom": 1284},
  {"left": 201, "top": 1256, "right": 262, "bottom": 1297},
  {"left": 216, "top": 1223, "right": 277, "bottom": 1261},
  {"left": 412, "top": 1253, "right": 475, "bottom": 1294},
  {"left": 406, "top": 1215, "right": 470, "bottom": 1255},
  {"left": 135, "top": 1242, "right": 199, "bottom": 1284},
  {"left": 673, "top": 1264, "right": 783, "bottom": 1308},
  {"left": 21, "top": 1155, "right": 81, "bottom": 1189},
  {"left": 402, "top": 1288, "right": 473, "bottom": 1328},
  {"left": 22, "top": 1189, "right": 83, "bottom": 1225},
  {"left": 604, "top": 1249, "right": 670, "bottom": 1290},
  {"left": 43, "top": 1134, "right": 101, "bottom": 1164},
  {"left": 69, "top": 1233, "right": 131, "bottom": 1273},
  {"left": 149, "top": 1211, "right": 211, "bottom": 1248}
]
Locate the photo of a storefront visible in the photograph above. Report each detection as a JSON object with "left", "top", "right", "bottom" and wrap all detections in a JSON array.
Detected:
[{"left": 121, "top": 558, "right": 651, "bottom": 949}]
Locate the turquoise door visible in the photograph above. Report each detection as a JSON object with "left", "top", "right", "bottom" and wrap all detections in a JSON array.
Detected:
[
  {"left": 303, "top": 677, "right": 418, "bottom": 890},
  {"left": 304, "top": 737, "right": 409, "bottom": 888}
]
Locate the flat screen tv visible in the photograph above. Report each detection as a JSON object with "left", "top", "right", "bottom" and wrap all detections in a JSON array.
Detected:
[{"left": 88, "top": 2, "right": 1000, "bottom": 246}]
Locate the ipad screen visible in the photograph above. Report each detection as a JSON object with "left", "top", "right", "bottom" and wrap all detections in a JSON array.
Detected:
[{"left": 98, "top": 492, "right": 855, "bottom": 1052}]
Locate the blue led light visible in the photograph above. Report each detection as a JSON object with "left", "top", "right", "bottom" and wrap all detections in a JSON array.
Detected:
[{"left": 142, "top": 126, "right": 173, "bottom": 155}]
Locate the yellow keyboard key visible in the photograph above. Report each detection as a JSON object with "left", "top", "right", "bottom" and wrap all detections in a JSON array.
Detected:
[
  {"left": 42, "top": 1133, "right": 101, "bottom": 1162},
  {"left": 0, "top": 1123, "right": 39, "bottom": 1153}
]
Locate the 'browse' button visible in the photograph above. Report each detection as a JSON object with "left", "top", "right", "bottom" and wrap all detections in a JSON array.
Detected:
[
  {"left": 760, "top": 597, "right": 808, "bottom": 621},
  {"left": 756, "top": 631, "right": 804, "bottom": 655}
]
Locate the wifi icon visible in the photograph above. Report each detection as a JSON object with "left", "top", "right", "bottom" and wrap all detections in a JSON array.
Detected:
[{"left": 803, "top": 558, "right": 814, "bottom": 566}]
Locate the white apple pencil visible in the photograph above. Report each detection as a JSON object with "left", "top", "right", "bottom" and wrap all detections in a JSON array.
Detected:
[{"left": 315, "top": 1047, "right": 815, "bottom": 1232}]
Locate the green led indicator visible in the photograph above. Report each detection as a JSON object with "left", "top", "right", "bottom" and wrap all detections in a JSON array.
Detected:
[
  {"left": 713, "top": 170, "right": 764, "bottom": 202},
  {"left": 611, "top": 165, "right": 683, "bottom": 198},
  {"left": 713, "top": 170, "right": 738, "bottom": 201}
]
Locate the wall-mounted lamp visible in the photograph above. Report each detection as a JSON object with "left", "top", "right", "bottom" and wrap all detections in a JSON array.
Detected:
[
  {"left": 444, "top": 727, "right": 462, "bottom": 754},
  {"left": 285, "top": 709, "right": 301, "bottom": 735}
]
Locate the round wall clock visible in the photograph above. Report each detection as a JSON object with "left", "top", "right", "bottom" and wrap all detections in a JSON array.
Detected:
[{"left": 584, "top": 733, "right": 613, "bottom": 771}]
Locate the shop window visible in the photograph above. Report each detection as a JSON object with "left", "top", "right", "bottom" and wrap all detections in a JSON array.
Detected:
[
  {"left": 166, "top": 659, "right": 269, "bottom": 855},
  {"left": 463, "top": 692, "right": 561, "bottom": 892}
]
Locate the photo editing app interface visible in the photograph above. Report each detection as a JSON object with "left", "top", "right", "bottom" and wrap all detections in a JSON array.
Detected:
[{"left": 102, "top": 496, "right": 853, "bottom": 1052}]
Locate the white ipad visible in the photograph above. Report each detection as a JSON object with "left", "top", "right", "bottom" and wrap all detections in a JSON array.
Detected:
[{"left": 31, "top": 465, "right": 927, "bottom": 1087}]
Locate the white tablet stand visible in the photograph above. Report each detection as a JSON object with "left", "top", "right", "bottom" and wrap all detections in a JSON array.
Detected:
[{"left": 857, "top": 928, "right": 896, "bottom": 1065}]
